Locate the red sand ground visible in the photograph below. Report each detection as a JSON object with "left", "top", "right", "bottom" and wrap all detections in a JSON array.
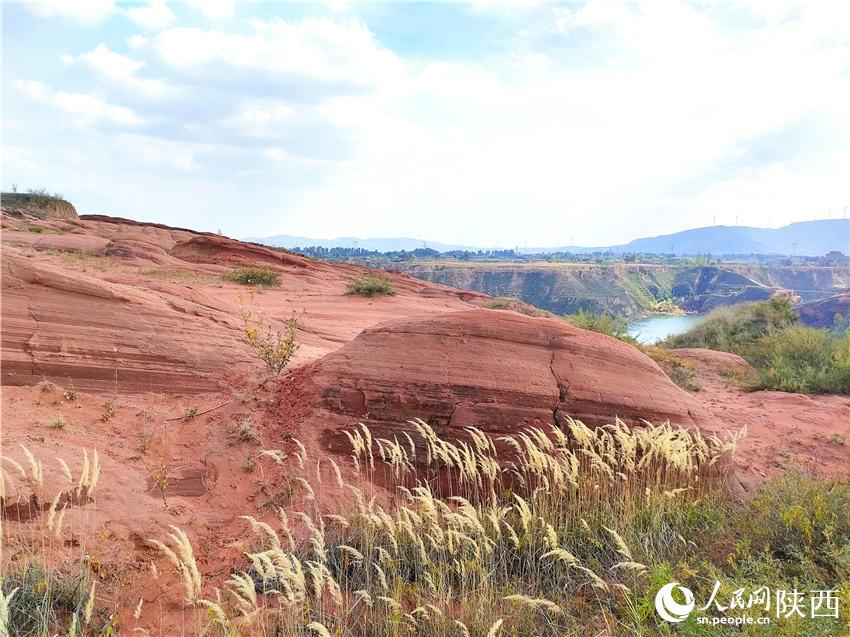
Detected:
[{"left": 2, "top": 211, "right": 848, "bottom": 633}]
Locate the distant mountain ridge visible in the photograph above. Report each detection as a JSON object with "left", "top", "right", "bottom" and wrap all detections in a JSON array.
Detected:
[
  {"left": 243, "top": 234, "right": 478, "bottom": 253},
  {"left": 248, "top": 219, "right": 849, "bottom": 257}
]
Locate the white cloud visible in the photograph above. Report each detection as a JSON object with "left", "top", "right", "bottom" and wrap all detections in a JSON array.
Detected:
[
  {"left": 186, "top": 0, "right": 234, "bottom": 20},
  {"left": 115, "top": 133, "right": 200, "bottom": 170},
  {"left": 417, "top": 62, "right": 507, "bottom": 103},
  {"left": 60, "top": 54, "right": 75, "bottom": 66},
  {"left": 221, "top": 100, "right": 297, "bottom": 138},
  {"left": 77, "top": 44, "right": 176, "bottom": 98},
  {"left": 127, "top": 35, "right": 149, "bottom": 50},
  {"left": 125, "top": 1, "right": 176, "bottom": 30},
  {"left": 153, "top": 17, "right": 405, "bottom": 89},
  {"left": 80, "top": 44, "right": 144, "bottom": 77},
  {"left": 7, "top": 2, "right": 848, "bottom": 244},
  {"left": 15, "top": 80, "right": 144, "bottom": 126},
  {"left": 1, "top": 146, "right": 40, "bottom": 172},
  {"left": 26, "top": 0, "right": 115, "bottom": 24}
]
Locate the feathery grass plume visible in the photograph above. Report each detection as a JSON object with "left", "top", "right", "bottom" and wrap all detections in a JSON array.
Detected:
[
  {"left": 503, "top": 595, "right": 562, "bottom": 614},
  {"left": 0, "top": 588, "right": 19, "bottom": 637},
  {"left": 307, "top": 622, "right": 333, "bottom": 637},
  {"left": 76, "top": 449, "right": 90, "bottom": 498},
  {"left": 603, "top": 525, "right": 633, "bottom": 560},
  {"left": 241, "top": 514, "right": 281, "bottom": 549},
  {"left": 133, "top": 598, "right": 144, "bottom": 620},
  {"left": 87, "top": 449, "right": 100, "bottom": 498},
  {"left": 487, "top": 618, "right": 504, "bottom": 637},
  {"left": 294, "top": 476, "right": 315, "bottom": 501},
  {"left": 83, "top": 581, "right": 96, "bottom": 623},
  {"left": 611, "top": 561, "right": 648, "bottom": 574},
  {"left": 1, "top": 455, "right": 27, "bottom": 482},
  {"left": 56, "top": 457, "right": 73, "bottom": 484},
  {"left": 46, "top": 492, "right": 62, "bottom": 531},
  {"left": 198, "top": 596, "right": 231, "bottom": 633},
  {"left": 542, "top": 547, "right": 580, "bottom": 566},
  {"left": 53, "top": 504, "right": 68, "bottom": 537},
  {"left": 149, "top": 525, "right": 202, "bottom": 605},
  {"left": 354, "top": 589, "right": 374, "bottom": 607},
  {"left": 259, "top": 449, "right": 286, "bottom": 464},
  {"left": 20, "top": 445, "right": 43, "bottom": 488}
]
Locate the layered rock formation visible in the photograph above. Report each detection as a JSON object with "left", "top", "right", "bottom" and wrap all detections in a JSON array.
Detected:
[
  {"left": 301, "top": 309, "right": 707, "bottom": 439},
  {"left": 1, "top": 193, "right": 78, "bottom": 220},
  {"left": 796, "top": 292, "right": 850, "bottom": 328},
  {"left": 1, "top": 212, "right": 489, "bottom": 393}
]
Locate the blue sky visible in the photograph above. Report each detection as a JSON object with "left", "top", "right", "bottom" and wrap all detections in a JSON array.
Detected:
[{"left": 2, "top": 1, "right": 848, "bottom": 246}]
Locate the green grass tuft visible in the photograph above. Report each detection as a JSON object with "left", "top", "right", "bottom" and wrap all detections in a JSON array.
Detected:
[
  {"left": 346, "top": 274, "right": 396, "bottom": 297},
  {"left": 224, "top": 266, "right": 281, "bottom": 287}
]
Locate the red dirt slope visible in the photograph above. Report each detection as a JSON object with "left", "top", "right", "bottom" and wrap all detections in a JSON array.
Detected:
[{"left": 1, "top": 212, "right": 488, "bottom": 393}]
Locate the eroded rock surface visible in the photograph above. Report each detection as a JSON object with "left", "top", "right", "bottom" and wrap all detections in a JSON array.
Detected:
[{"left": 304, "top": 309, "right": 708, "bottom": 434}]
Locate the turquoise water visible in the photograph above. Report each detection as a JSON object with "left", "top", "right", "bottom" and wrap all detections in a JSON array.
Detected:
[{"left": 627, "top": 314, "right": 706, "bottom": 345}]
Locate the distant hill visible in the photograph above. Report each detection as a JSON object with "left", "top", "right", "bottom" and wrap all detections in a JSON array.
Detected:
[
  {"left": 244, "top": 234, "right": 478, "bottom": 253},
  {"left": 248, "top": 219, "right": 849, "bottom": 257},
  {"left": 612, "top": 219, "right": 849, "bottom": 256}
]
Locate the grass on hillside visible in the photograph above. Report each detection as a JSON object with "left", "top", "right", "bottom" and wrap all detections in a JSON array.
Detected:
[
  {"left": 4, "top": 420, "right": 850, "bottom": 635},
  {"left": 346, "top": 274, "right": 396, "bottom": 297},
  {"left": 663, "top": 297, "right": 850, "bottom": 395},
  {"left": 224, "top": 266, "right": 281, "bottom": 287},
  {"left": 563, "top": 309, "right": 637, "bottom": 344}
]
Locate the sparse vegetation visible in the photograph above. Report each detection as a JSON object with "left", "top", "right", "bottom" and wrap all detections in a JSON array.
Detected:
[
  {"left": 48, "top": 414, "right": 67, "bottom": 430},
  {"left": 148, "top": 456, "right": 170, "bottom": 506},
  {"left": 239, "top": 294, "right": 299, "bottom": 376},
  {"left": 664, "top": 298, "right": 850, "bottom": 394},
  {"left": 100, "top": 402, "right": 116, "bottom": 422},
  {"left": 663, "top": 297, "right": 797, "bottom": 355},
  {"left": 139, "top": 419, "right": 850, "bottom": 635},
  {"left": 486, "top": 297, "right": 512, "bottom": 309},
  {"left": 1, "top": 447, "right": 103, "bottom": 637},
  {"left": 643, "top": 347, "right": 702, "bottom": 391},
  {"left": 230, "top": 419, "right": 260, "bottom": 444},
  {"left": 346, "top": 274, "right": 397, "bottom": 297},
  {"left": 564, "top": 309, "right": 637, "bottom": 344},
  {"left": 224, "top": 266, "right": 281, "bottom": 287},
  {"left": 0, "top": 561, "right": 91, "bottom": 637},
  {"left": 185, "top": 406, "right": 199, "bottom": 420}
]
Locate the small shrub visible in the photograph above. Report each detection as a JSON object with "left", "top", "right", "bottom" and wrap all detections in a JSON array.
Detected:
[
  {"left": 486, "top": 298, "right": 511, "bottom": 309},
  {"left": 185, "top": 406, "right": 198, "bottom": 420},
  {"left": 100, "top": 402, "right": 115, "bottom": 422},
  {"left": 224, "top": 266, "right": 281, "bottom": 287},
  {"left": 231, "top": 419, "right": 259, "bottom": 444},
  {"left": 136, "top": 429, "right": 154, "bottom": 454},
  {"left": 48, "top": 414, "right": 67, "bottom": 430},
  {"left": 239, "top": 295, "right": 299, "bottom": 376},
  {"left": 564, "top": 309, "right": 637, "bottom": 344},
  {"left": 743, "top": 471, "right": 850, "bottom": 579},
  {"left": 643, "top": 347, "right": 701, "bottom": 391},
  {"left": 346, "top": 274, "right": 396, "bottom": 297},
  {"left": 148, "top": 457, "right": 170, "bottom": 505},
  {"left": 62, "top": 385, "right": 76, "bottom": 401},
  {"left": 24, "top": 225, "right": 45, "bottom": 233}
]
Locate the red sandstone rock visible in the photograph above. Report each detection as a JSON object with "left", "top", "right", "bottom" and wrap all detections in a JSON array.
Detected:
[{"left": 303, "top": 309, "right": 708, "bottom": 434}]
